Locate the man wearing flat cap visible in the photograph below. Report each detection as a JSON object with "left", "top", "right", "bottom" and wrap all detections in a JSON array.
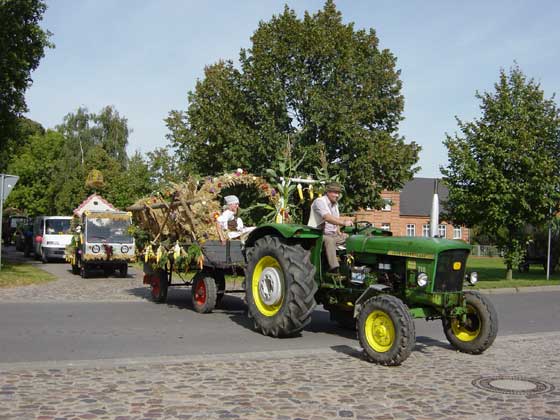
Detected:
[{"left": 309, "top": 182, "right": 353, "bottom": 273}]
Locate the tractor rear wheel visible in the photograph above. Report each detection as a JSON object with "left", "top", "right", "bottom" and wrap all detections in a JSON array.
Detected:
[
  {"left": 150, "top": 269, "right": 168, "bottom": 303},
  {"left": 191, "top": 273, "right": 218, "bottom": 313},
  {"left": 245, "top": 236, "right": 316, "bottom": 337},
  {"left": 357, "top": 295, "right": 416, "bottom": 366},
  {"left": 442, "top": 291, "right": 498, "bottom": 354}
]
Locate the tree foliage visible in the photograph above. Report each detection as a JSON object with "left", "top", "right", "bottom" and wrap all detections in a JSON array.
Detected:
[
  {"left": 442, "top": 65, "right": 560, "bottom": 278},
  {"left": 5, "top": 130, "right": 64, "bottom": 215},
  {"left": 0, "top": 0, "right": 53, "bottom": 170},
  {"left": 7, "top": 106, "right": 154, "bottom": 215},
  {"left": 167, "top": 1, "right": 419, "bottom": 209}
]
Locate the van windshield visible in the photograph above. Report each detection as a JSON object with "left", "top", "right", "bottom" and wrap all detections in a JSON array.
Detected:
[
  {"left": 86, "top": 218, "right": 132, "bottom": 244},
  {"left": 45, "top": 219, "right": 71, "bottom": 234}
]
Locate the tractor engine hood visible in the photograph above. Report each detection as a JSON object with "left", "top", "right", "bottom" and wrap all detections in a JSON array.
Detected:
[{"left": 345, "top": 235, "right": 471, "bottom": 260}]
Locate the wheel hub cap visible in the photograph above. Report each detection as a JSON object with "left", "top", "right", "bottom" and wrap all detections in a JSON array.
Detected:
[{"left": 258, "top": 267, "right": 282, "bottom": 306}]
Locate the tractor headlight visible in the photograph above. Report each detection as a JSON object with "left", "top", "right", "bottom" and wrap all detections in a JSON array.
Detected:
[
  {"left": 91, "top": 245, "right": 101, "bottom": 253},
  {"left": 416, "top": 272, "right": 428, "bottom": 287},
  {"left": 121, "top": 245, "right": 129, "bottom": 253},
  {"left": 467, "top": 271, "right": 478, "bottom": 285}
]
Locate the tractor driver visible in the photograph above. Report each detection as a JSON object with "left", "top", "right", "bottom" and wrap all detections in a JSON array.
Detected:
[{"left": 310, "top": 182, "right": 353, "bottom": 273}]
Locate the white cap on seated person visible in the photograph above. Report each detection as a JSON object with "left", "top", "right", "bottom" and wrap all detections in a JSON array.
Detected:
[{"left": 224, "top": 195, "right": 239, "bottom": 205}]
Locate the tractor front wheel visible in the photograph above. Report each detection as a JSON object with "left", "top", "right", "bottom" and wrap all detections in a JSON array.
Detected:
[
  {"left": 357, "top": 295, "right": 416, "bottom": 366},
  {"left": 245, "top": 236, "right": 316, "bottom": 337},
  {"left": 150, "top": 269, "right": 168, "bottom": 303},
  {"left": 442, "top": 291, "right": 498, "bottom": 354},
  {"left": 191, "top": 273, "right": 218, "bottom": 313}
]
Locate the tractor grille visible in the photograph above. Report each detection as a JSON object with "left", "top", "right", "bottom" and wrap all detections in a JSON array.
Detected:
[{"left": 433, "top": 249, "right": 468, "bottom": 293}]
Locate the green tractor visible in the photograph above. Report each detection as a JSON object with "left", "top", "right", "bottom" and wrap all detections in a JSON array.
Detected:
[{"left": 244, "top": 223, "right": 498, "bottom": 365}]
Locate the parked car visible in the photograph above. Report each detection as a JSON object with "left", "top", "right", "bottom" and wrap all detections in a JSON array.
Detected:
[
  {"left": 14, "top": 217, "right": 34, "bottom": 256},
  {"left": 33, "top": 216, "right": 73, "bottom": 262},
  {"left": 2, "top": 215, "right": 28, "bottom": 245}
]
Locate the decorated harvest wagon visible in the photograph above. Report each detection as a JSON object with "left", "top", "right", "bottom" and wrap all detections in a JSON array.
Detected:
[
  {"left": 127, "top": 169, "right": 280, "bottom": 312},
  {"left": 66, "top": 194, "right": 136, "bottom": 278}
]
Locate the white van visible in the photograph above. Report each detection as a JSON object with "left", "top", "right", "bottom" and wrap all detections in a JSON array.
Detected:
[{"left": 33, "top": 216, "right": 73, "bottom": 262}]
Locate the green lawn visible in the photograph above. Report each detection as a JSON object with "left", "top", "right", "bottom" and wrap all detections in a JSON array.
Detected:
[
  {"left": 0, "top": 263, "right": 57, "bottom": 288},
  {"left": 467, "top": 256, "right": 560, "bottom": 289}
]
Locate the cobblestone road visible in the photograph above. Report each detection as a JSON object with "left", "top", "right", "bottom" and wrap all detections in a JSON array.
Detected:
[{"left": 0, "top": 332, "right": 559, "bottom": 420}]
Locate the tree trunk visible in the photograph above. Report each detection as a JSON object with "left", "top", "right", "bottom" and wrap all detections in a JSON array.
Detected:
[{"left": 506, "top": 268, "right": 513, "bottom": 280}]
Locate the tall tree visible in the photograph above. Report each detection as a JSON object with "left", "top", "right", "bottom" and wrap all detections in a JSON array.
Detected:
[
  {"left": 443, "top": 65, "right": 560, "bottom": 279},
  {"left": 166, "top": 60, "right": 264, "bottom": 175},
  {"left": 167, "top": 1, "right": 419, "bottom": 209},
  {"left": 5, "top": 130, "right": 64, "bottom": 215},
  {"left": 0, "top": 0, "right": 53, "bottom": 170},
  {"left": 146, "top": 146, "right": 183, "bottom": 189}
]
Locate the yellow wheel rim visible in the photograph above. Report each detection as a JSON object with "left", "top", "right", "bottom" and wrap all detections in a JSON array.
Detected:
[
  {"left": 364, "top": 310, "right": 395, "bottom": 353},
  {"left": 451, "top": 305, "right": 481, "bottom": 342},
  {"left": 251, "top": 256, "right": 284, "bottom": 317}
]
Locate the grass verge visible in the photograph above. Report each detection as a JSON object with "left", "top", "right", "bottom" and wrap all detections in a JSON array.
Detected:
[
  {"left": 0, "top": 263, "right": 57, "bottom": 288},
  {"left": 468, "top": 256, "right": 560, "bottom": 289}
]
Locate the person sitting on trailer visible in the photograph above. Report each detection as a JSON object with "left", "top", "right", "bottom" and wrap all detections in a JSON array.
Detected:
[{"left": 216, "top": 195, "right": 254, "bottom": 244}]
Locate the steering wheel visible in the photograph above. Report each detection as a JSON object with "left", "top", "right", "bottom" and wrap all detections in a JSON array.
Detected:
[{"left": 354, "top": 220, "right": 372, "bottom": 233}]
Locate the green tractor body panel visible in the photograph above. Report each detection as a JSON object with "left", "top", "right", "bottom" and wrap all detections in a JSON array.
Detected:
[
  {"left": 245, "top": 223, "right": 323, "bottom": 247},
  {"left": 346, "top": 235, "right": 469, "bottom": 259},
  {"left": 246, "top": 223, "right": 475, "bottom": 319}
]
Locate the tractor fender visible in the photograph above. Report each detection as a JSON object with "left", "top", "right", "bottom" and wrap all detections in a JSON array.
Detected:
[
  {"left": 353, "top": 284, "right": 391, "bottom": 318},
  {"left": 244, "top": 223, "right": 322, "bottom": 248}
]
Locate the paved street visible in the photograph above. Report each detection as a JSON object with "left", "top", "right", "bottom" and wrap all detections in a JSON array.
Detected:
[{"left": 1, "top": 247, "right": 559, "bottom": 419}]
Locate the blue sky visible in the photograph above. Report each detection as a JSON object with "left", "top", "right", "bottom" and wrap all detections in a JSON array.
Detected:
[{"left": 25, "top": 0, "right": 560, "bottom": 177}]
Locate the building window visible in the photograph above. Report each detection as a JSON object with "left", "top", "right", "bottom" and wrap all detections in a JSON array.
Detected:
[
  {"left": 453, "top": 226, "right": 462, "bottom": 239},
  {"left": 438, "top": 224, "right": 446, "bottom": 238},
  {"left": 422, "top": 224, "right": 430, "bottom": 237},
  {"left": 382, "top": 199, "right": 392, "bottom": 211},
  {"left": 406, "top": 224, "right": 416, "bottom": 237},
  {"left": 381, "top": 223, "right": 391, "bottom": 231}
]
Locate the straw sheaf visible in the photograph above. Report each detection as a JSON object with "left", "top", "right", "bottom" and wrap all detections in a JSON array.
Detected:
[{"left": 130, "top": 171, "right": 278, "bottom": 244}]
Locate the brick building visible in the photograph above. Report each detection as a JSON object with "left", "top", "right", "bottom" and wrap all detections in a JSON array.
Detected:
[{"left": 352, "top": 178, "right": 470, "bottom": 242}]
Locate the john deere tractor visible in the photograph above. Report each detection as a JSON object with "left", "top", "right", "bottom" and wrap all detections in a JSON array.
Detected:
[{"left": 244, "top": 223, "right": 498, "bottom": 365}]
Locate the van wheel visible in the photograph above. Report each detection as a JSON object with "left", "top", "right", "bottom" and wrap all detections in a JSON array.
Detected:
[
  {"left": 119, "top": 264, "right": 128, "bottom": 278},
  {"left": 80, "top": 263, "right": 90, "bottom": 279}
]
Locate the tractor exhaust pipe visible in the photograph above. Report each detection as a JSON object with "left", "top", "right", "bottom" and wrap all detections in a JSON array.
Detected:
[{"left": 430, "top": 179, "right": 439, "bottom": 238}]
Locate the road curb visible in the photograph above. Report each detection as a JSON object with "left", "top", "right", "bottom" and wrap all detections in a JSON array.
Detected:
[{"left": 478, "top": 285, "right": 560, "bottom": 294}]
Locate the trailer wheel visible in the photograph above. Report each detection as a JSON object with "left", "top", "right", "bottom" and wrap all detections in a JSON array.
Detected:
[
  {"left": 191, "top": 273, "right": 217, "bottom": 313},
  {"left": 150, "top": 269, "right": 168, "bottom": 303},
  {"left": 245, "top": 236, "right": 317, "bottom": 337},
  {"left": 358, "top": 295, "right": 416, "bottom": 366},
  {"left": 442, "top": 291, "right": 498, "bottom": 354}
]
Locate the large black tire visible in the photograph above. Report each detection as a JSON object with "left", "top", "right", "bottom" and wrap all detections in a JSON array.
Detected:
[
  {"left": 191, "top": 273, "right": 218, "bottom": 313},
  {"left": 442, "top": 291, "right": 498, "bottom": 354},
  {"left": 150, "top": 269, "right": 168, "bottom": 303},
  {"left": 118, "top": 263, "right": 128, "bottom": 278},
  {"left": 357, "top": 295, "right": 416, "bottom": 366},
  {"left": 245, "top": 236, "right": 317, "bottom": 337}
]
